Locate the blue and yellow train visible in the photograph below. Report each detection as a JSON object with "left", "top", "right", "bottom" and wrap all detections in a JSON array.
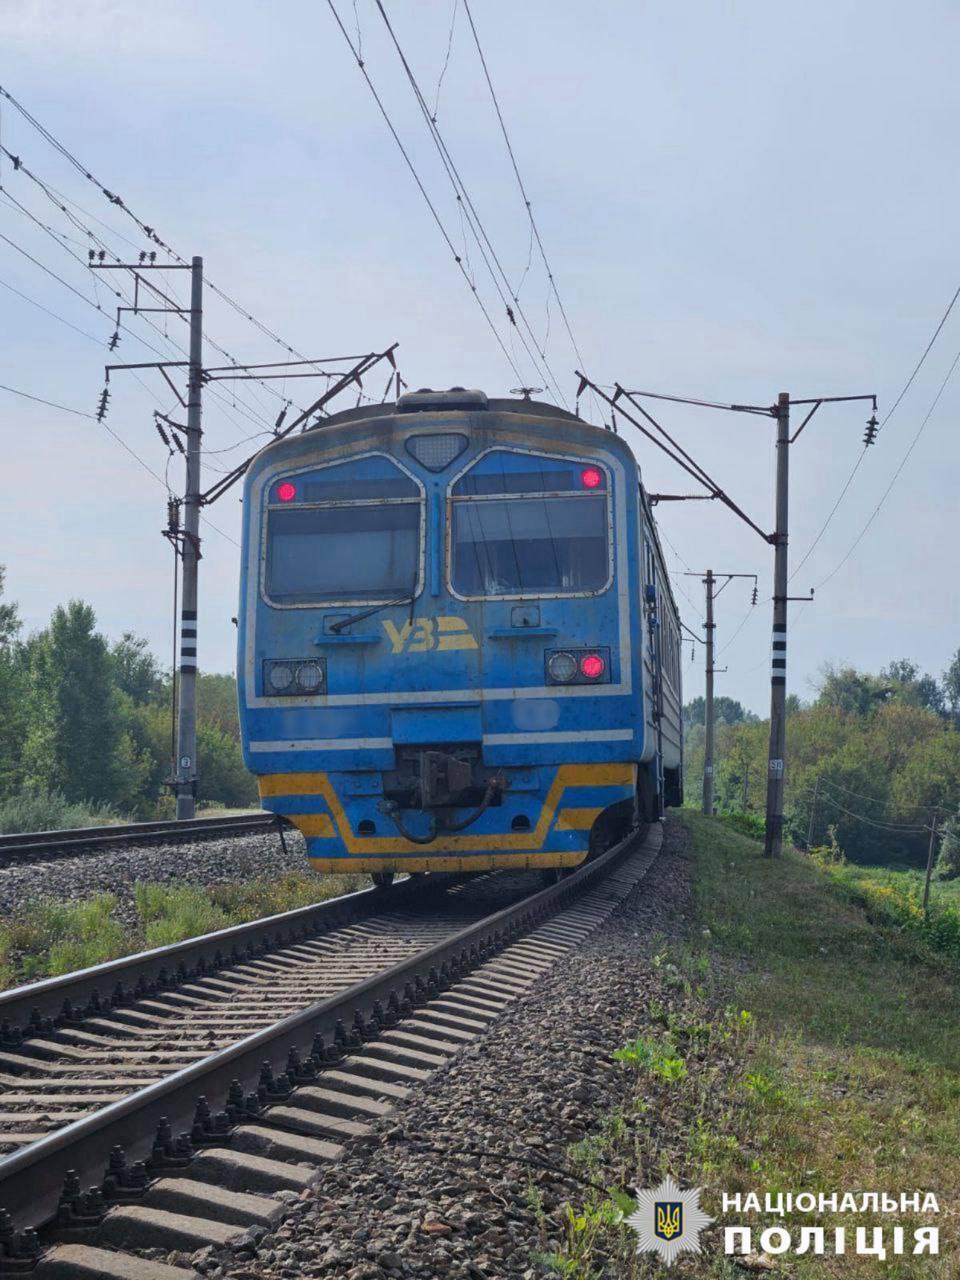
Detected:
[{"left": 237, "top": 388, "right": 683, "bottom": 880}]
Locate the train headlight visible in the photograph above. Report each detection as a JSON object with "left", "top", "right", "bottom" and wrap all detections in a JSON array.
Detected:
[
  {"left": 268, "top": 663, "right": 294, "bottom": 693},
  {"left": 546, "top": 651, "right": 578, "bottom": 684},
  {"left": 545, "top": 647, "right": 611, "bottom": 686},
  {"left": 295, "top": 661, "right": 325, "bottom": 693},
  {"left": 263, "top": 658, "right": 327, "bottom": 696}
]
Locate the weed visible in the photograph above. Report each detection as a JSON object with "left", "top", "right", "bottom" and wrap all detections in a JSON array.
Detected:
[
  {"left": 1, "top": 870, "right": 368, "bottom": 990},
  {"left": 135, "top": 883, "right": 230, "bottom": 948},
  {"left": 612, "top": 1035, "right": 688, "bottom": 1081},
  {"left": 0, "top": 893, "right": 124, "bottom": 980},
  {"left": 0, "top": 790, "right": 120, "bottom": 834}
]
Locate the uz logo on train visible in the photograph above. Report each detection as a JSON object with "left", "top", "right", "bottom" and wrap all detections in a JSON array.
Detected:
[{"left": 382, "top": 616, "right": 479, "bottom": 655}]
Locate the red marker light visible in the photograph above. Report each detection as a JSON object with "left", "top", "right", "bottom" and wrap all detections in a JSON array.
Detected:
[
  {"left": 580, "top": 653, "right": 605, "bottom": 679},
  {"left": 276, "top": 481, "right": 297, "bottom": 503},
  {"left": 581, "top": 467, "right": 602, "bottom": 489}
]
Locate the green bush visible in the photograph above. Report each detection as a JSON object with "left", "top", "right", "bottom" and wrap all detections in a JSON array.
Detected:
[
  {"left": 0, "top": 789, "right": 120, "bottom": 833},
  {"left": 717, "top": 810, "right": 765, "bottom": 840},
  {"left": 828, "top": 864, "right": 960, "bottom": 962}
]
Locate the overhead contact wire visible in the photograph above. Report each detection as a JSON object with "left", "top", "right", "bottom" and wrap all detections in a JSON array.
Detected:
[
  {"left": 372, "top": 0, "right": 567, "bottom": 405},
  {"left": 324, "top": 0, "right": 524, "bottom": 385}
]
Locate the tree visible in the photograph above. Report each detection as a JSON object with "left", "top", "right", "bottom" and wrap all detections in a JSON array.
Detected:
[
  {"left": 682, "top": 696, "right": 756, "bottom": 730},
  {"left": 816, "top": 664, "right": 890, "bottom": 717},
  {"left": 936, "top": 810, "right": 960, "bottom": 880},
  {"left": 944, "top": 649, "right": 960, "bottom": 719},
  {"left": 197, "top": 720, "right": 258, "bottom": 808},
  {"left": 0, "top": 568, "right": 24, "bottom": 798},
  {"left": 197, "top": 673, "right": 242, "bottom": 741},
  {"left": 111, "top": 633, "right": 164, "bottom": 704},
  {"left": 20, "top": 602, "right": 124, "bottom": 805},
  {"left": 880, "top": 659, "right": 945, "bottom": 715},
  {"left": 0, "top": 566, "right": 19, "bottom": 650}
]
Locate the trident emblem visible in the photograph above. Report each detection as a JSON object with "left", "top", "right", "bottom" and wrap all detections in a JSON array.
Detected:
[{"left": 655, "top": 1202, "right": 683, "bottom": 1241}]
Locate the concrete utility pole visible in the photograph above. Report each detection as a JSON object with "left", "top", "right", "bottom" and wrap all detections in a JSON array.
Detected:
[
  {"left": 806, "top": 775, "right": 821, "bottom": 849},
  {"left": 575, "top": 376, "right": 878, "bottom": 858},
  {"left": 922, "top": 814, "right": 940, "bottom": 916},
  {"left": 764, "top": 392, "right": 790, "bottom": 857},
  {"left": 175, "top": 257, "right": 204, "bottom": 820},
  {"left": 702, "top": 570, "right": 716, "bottom": 815},
  {"left": 685, "top": 569, "right": 756, "bottom": 818}
]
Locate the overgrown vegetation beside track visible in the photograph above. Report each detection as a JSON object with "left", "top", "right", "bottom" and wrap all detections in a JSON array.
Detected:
[
  {"left": 0, "top": 872, "right": 367, "bottom": 988},
  {"left": 0, "top": 570, "right": 258, "bottom": 828},
  {"left": 545, "top": 814, "right": 960, "bottom": 1277},
  {"left": 684, "top": 658, "right": 960, "bottom": 864}
]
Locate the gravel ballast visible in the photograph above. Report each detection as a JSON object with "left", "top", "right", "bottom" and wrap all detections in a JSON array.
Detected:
[
  {"left": 199, "top": 817, "right": 725, "bottom": 1280},
  {"left": 0, "top": 829, "right": 310, "bottom": 918}
]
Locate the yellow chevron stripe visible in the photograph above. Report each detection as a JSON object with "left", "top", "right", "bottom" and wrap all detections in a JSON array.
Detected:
[
  {"left": 555, "top": 807, "right": 603, "bottom": 831},
  {"left": 292, "top": 813, "right": 336, "bottom": 837},
  {"left": 259, "top": 762, "right": 634, "bottom": 855}
]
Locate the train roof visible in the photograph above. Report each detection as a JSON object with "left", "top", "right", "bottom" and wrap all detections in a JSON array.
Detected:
[
  {"left": 298, "top": 386, "right": 684, "bottom": 630},
  {"left": 308, "top": 388, "right": 585, "bottom": 432}
]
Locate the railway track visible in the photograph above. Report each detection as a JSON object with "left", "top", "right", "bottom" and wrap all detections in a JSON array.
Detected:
[
  {"left": 0, "top": 824, "right": 662, "bottom": 1278},
  {"left": 0, "top": 813, "right": 278, "bottom": 867}
]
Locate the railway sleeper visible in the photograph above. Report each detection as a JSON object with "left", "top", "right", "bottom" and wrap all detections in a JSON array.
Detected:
[{"left": 13, "top": 830, "right": 661, "bottom": 1277}]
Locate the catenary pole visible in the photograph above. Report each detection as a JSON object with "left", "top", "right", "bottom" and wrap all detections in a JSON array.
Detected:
[
  {"left": 577, "top": 373, "right": 875, "bottom": 856},
  {"left": 806, "top": 775, "right": 820, "bottom": 849},
  {"left": 702, "top": 569, "right": 716, "bottom": 815},
  {"left": 922, "top": 814, "right": 940, "bottom": 916},
  {"left": 175, "top": 257, "right": 204, "bottom": 820},
  {"left": 684, "top": 568, "right": 755, "bottom": 816},
  {"left": 764, "top": 392, "right": 790, "bottom": 856}
]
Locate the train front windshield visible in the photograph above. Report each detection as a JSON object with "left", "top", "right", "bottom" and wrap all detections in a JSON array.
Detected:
[
  {"left": 266, "top": 504, "right": 419, "bottom": 603},
  {"left": 451, "top": 497, "right": 608, "bottom": 596}
]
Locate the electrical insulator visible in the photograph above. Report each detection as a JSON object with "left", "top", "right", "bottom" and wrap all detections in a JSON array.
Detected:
[
  {"left": 690, "top": 645, "right": 695, "bottom": 662},
  {"left": 167, "top": 498, "right": 180, "bottom": 532},
  {"left": 863, "top": 413, "right": 879, "bottom": 446},
  {"left": 751, "top": 586, "right": 758, "bottom": 605}
]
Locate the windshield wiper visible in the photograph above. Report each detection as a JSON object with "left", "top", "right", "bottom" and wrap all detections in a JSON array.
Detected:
[{"left": 328, "top": 595, "right": 415, "bottom": 634}]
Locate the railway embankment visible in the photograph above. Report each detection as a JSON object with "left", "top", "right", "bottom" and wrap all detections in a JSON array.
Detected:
[
  {"left": 537, "top": 814, "right": 959, "bottom": 1278},
  {"left": 200, "top": 814, "right": 959, "bottom": 1280}
]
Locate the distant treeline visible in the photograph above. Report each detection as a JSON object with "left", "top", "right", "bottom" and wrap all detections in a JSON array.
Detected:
[
  {"left": 683, "top": 657, "right": 960, "bottom": 865},
  {"left": 0, "top": 567, "right": 256, "bottom": 826}
]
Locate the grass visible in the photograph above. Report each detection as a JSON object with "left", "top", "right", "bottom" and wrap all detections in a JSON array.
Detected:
[
  {"left": 544, "top": 813, "right": 960, "bottom": 1278},
  {"left": 0, "top": 789, "right": 120, "bottom": 834},
  {"left": 0, "top": 871, "right": 367, "bottom": 989}
]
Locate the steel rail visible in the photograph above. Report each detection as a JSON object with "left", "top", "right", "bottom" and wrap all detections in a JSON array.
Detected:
[
  {"left": 0, "top": 812, "right": 277, "bottom": 865},
  {"left": 0, "top": 825, "right": 645, "bottom": 1235},
  {"left": 0, "top": 875, "right": 424, "bottom": 1038}
]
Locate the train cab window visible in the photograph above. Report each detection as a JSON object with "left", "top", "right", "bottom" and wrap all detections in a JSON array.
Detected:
[
  {"left": 450, "top": 450, "right": 611, "bottom": 598},
  {"left": 264, "top": 455, "right": 423, "bottom": 605}
]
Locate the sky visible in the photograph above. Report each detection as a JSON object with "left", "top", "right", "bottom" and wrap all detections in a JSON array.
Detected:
[{"left": 0, "top": 0, "right": 957, "bottom": 716}]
